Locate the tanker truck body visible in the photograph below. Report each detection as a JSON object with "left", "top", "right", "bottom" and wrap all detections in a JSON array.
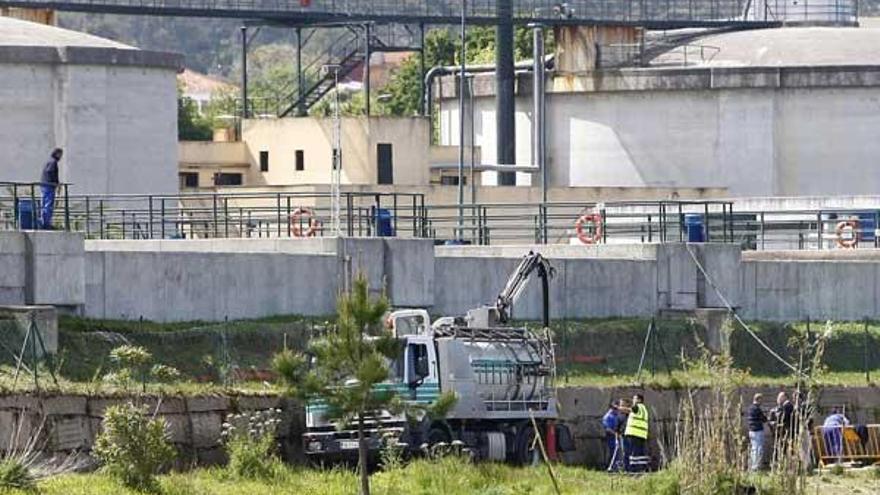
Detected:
[{"left": 303, "top": 252, "right": 571, "bottom": 462}]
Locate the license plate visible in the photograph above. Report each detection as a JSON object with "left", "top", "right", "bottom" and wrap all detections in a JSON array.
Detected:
[{"left": 339, "top": 440, "right": 359, "bottom": 450}]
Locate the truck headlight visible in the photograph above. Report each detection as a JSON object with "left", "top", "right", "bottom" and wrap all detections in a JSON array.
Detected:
[{"left": 308, "top": 440, "right": 323, "bottom": 452}]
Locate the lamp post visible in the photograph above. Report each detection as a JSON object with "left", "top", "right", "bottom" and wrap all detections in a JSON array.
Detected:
[{"left": 323, "top": 64, "right": 342, "bottom": 237}]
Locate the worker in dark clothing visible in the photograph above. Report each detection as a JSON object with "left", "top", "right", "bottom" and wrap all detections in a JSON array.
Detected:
[
  {"left": 601, "top": 400, "right": 623, "bottom": 471},
  {"left": 619, "top": 393, "right": 649, "bottom": 472},
  {"left": 40, "top": 148, "right": 62, "bottom": 229},
  {"left": 747, "top": 393, "right": 768, "bottom": 472},
  {"left": 771, "top": 391, "right": 795, "bottom": 440}
]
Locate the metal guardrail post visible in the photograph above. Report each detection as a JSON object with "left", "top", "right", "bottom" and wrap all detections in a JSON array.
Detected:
[
  {"left": 99, "top": 200, "right": 104, "bottom": 239},
  {"left": 63, "top": 184, "right": 70, "bottom": 231},
  {"left": 760, "top": 212, "right": 765, "bottom": 250},
  {"left": 817, "top": 211, "right": 823, "bottom": 250},
  {"left": 647, "top": 214, "right": 653, "bottom": 243},
  {"left": 276, "top": 193, "right": 282, "bottom": 238},
  {"left": 212, "top": 194, "right": 219, "bottom": 238},
  {"left": 286, "top": 196, "right": 291, "bottom": 237},
  {"left": 85, "top": 196, "right": 91, "bottom": 238},
  {"left": 11, "top": 184, "right": 18, "bottom": 230},
  {"left": 29, "top": 185, "right": 36, "bottom": 230},
  {"left": 393, "top": 194, "right": 398, "bottom": 236},
  {"left": 160, "top": 198, "right": 166, "bottom": 238},
  {"left": 224, "top": 197, "right": 230, "bottom": 238},
  {"left": 148, "top": 195, "right": 154, "bottom": 239},
  {"left": 704, "top": 203, "right": 710, "bottom": 242},
  {"left": 121, "top": 209, "right": 127, "bottom": 239}
]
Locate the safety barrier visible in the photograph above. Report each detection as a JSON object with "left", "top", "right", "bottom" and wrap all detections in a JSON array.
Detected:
[{"left": 813, "top": 424, "right": 880, "bottom": 467}]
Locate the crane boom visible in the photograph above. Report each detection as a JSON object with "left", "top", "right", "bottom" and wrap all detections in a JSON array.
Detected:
[{"left": 495, "top": 251, "right": 554, "bottom": 326}]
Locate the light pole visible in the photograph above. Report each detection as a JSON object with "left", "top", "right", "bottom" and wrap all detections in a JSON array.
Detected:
[
  {"left": 457, "top": 0, "right": 467, "bottom": 239},
  {"left": 323, "top": 64, "right": 342, "bottom": 237}
]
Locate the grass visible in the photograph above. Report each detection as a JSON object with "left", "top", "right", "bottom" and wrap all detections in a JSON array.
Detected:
[
  {"left": 559, "top": 369, "right": 880, "bottom": 389},
  {"left": 15, "top": 458, "right": 880, "bottom": 495}
]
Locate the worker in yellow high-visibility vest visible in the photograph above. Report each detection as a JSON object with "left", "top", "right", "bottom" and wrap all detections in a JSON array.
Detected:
[{"left": 618, "top": 393, "right": 649, "bottom": 471}]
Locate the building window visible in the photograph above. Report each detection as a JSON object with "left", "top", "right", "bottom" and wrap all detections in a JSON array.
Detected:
[
  {"left": 179, "top": 172, "right": 199, "bottom": 189},
  {"left": 214, "top": 173, "right": 243, "bottom": 186},
  {"left": 440, "top": 175, "right": 466, "bottom": 186},
  {"left": 295, "top": 150, "right": 305, "bottom": 171},
  {"left": 377, "top": 143, "right": 393, "bottom": 185},
  {"left": 259, "top": 151, "right": 269, "bottom": 172}
]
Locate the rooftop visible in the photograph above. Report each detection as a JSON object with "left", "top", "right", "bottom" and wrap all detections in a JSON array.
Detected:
[
  {"left": 654, "top": 27, "right": 880, "bottom": 67},
  {"left": 0, "top": 16, "right": 181, "bottom": 69}
]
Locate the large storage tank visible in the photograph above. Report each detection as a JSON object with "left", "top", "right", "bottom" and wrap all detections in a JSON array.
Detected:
[{"left": 0, "top": 16, "right": 181, "bottom": 195}]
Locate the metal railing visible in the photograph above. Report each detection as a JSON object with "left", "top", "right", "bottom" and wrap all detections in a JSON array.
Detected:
[
  {"left": 0, "top": 0, "right": 800, "bottom": 26},
  {"left": 3, "top": 185, "right": 880, "bottom": 251},
  {"left": 0, "top": 182, "right": 71, "bottom": 231},
  {"left": 0, "top": 186, "right": 425, "bottom": 240}
]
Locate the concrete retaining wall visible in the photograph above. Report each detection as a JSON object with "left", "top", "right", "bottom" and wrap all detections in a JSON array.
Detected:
[
  {"left": 0, "top": 393, "right": 302, "bottom": 465},
  {"left": 9, "top": 231, "right": 880, "bottom": 322}
]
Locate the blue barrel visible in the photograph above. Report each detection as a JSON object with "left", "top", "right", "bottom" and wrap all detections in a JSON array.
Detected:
[
  {"left": 684, "top": 214, "right": 705, "bottom": 243},
  {"left": 374, "top": 208, "right": 395, "bottom": 237},
  {"left": 15, "top": 199, "right": 37, "bottom": 230},
  {"left": 857, "top": 212, "right": 877, "bottom": 243}
]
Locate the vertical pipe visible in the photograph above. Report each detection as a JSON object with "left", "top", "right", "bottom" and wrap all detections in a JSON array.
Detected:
[
  {"left": 364, "top": 24, "right": 371, "bottom": 117},
  {"left": 296, "top": 27, "right": 305, "bottom": 117},
  {"left": 240, "top": 26, "right": 248, "bottom": 120},
  {"left": 469, "top": 75, "right": 476, "bottom": 207},
  {"left": 160, "top": 198, "right": 165, "bottom": 238},
  {"left": 496, "top": 0, "right": 516, "bottom": 186},
  {"left": 457, "top": 0, "right": 467, "bottom": 238},
  {"left": 148, "top": 195, "right": 154, "bottom": 239},
  {"left": 532, "top": 23, "right": 546, "bottom": 242},
  {"left": 419, "top": 23, "right": 426, "bottom": 117}
]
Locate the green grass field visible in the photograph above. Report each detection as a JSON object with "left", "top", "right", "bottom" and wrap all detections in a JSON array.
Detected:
[{"left": 16, "top": 458, "right": 880, "bottom": 495}]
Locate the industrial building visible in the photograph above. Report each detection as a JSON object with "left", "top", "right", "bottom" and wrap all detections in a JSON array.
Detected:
[
  {"left": 438, "top": 25, "right": 880, "bottom": 196},
  {"left": 0, "top": 16, "right": 181, "bottom": 195}
]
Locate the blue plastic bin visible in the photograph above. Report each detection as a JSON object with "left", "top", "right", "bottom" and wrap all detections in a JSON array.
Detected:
[
  {"left": 15, "top": 199, "right": 37, "bottom": 230},
  {"left": 684, "top": 214, "right": 705, "bottom": 243},
  {"left": 374, "top": 208, "right": 395, "bottom": 237},
  {"left": 857, "top": 212, "right": 877, "bottom": 243}
]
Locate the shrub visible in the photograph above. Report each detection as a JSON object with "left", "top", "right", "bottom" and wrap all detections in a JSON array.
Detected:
[
  {"left": 0, "top": 458, "right": 35, "bottom": 491},
  {"left": 93, "top": 402, "right": 176, "bottom": 492},
  {"left": 222, "top": 409, "right": 282, "bottom": 480}
]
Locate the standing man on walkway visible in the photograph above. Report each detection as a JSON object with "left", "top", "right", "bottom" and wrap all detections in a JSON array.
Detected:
[
  {"left": 747, "top": 393, "right": 768, "bottom": 471},
  {"left": 40, "top": 148, "right": 62, "bottom": 229},
  {"left": 619, "top": 393, "right": 649, "bottom": 472}
]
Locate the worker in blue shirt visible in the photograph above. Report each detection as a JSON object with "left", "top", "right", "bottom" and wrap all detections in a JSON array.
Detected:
[
  {"left": 601, "top": 399, "right": 624, "bottom": 471},
  {"left": 40, "top": 148, "right": 62, "bottom": 229}
]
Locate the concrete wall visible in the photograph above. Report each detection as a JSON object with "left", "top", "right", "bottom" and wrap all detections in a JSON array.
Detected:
[
  {"left": 83, "top": 237, "right": 434, "bottom": 321},
  {"left": 438, "top": 68, "right": 880, "bottom": 196},
  {"left": 240, "top": 117, "right": 431, "bottom": 187},
  {"left": 0, "top": 61, "right": 178, "bottom": 195},
  {"left": 0, "top": 232, "right": 84, "bottom": 308},
  {"left": 0, "top": 393, "right": 302, "bottom": 464}
]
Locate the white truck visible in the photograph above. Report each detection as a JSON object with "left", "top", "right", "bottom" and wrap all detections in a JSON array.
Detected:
[{"left": 303, "top": 252, "right": 572, "bottom": 463}]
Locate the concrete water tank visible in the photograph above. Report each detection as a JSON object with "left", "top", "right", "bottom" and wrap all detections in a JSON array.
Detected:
[{"left": 0, "top": 16, "right": 182, "bottom": 195}]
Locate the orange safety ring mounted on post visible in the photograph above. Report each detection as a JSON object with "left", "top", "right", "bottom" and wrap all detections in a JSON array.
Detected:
[
  {"left": 290, "top": 208, "right": 318, "bottom": 238},
  {"left": 575, "top": 212, "right": 603, "bottom": 245},
  {"left": 835, "top": 219, "right": 859, "bottom": 249}
]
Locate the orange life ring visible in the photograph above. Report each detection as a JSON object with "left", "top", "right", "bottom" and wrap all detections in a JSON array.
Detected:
[
  {"left": 835, "top": 220, "right": 859, "bottom": 249},
  {"left": 575, "top": 213, "right": 603, "bottom": 245},
  {"left": 291, "top": 208, "right": 318, "bottom": 238}
]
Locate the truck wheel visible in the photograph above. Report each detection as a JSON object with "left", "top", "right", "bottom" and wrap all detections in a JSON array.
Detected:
[{"left": 513, "top": 425, "right": 539, "bottom": 466}]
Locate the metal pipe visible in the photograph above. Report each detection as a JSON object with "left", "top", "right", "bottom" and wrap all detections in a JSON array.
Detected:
[
  {"left": 296, "top": 27, "right": 305, "bottom": 116},
  {"left": 240, "top": 26, "right": 248, "bottom": 120},
  {"left": 364, "top": 23, "right": 371, "bottom": 117},
  {"left": 457, "top": 0, "right": 467, "bottom": 238},
  {"left": 531, "top": 23, "right": 547, "bottom": 242},
  {"left": 418, "top": 23, "right": 426, "bottom": 116},
  {"left": 496, "top": 0, "right": 516, "bottom": 186}
]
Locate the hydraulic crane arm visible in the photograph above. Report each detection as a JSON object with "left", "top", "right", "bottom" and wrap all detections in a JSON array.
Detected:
[{"left": 495, "top": 251, "right": 555, "bottom": 327}]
